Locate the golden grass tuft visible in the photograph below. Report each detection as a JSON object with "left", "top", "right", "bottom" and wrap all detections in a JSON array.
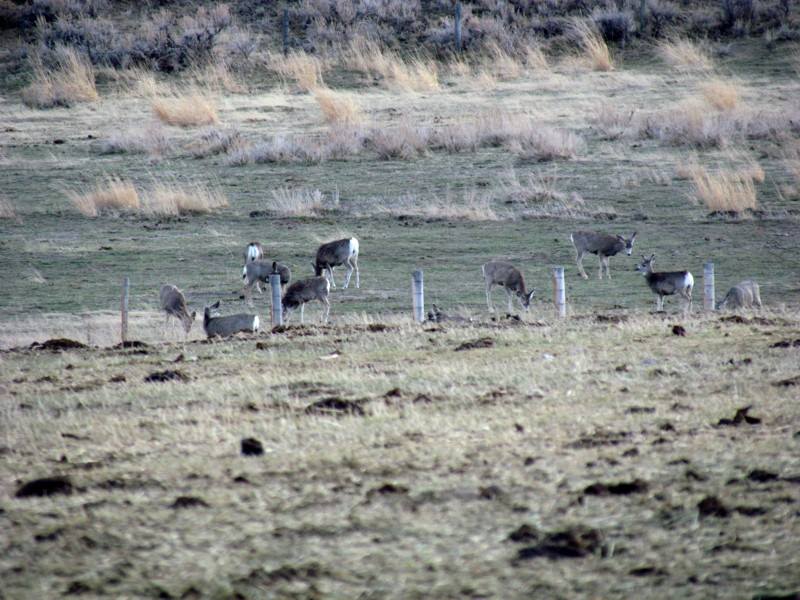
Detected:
[
  {"left": 192, "top": 60, "right": 247, "bottom": 94},
  {"left": 701, "top": 79, "right": 740, "bottom": 111},
  {"left": 22, "top": 46, "right": 98, "bottom": 109},
  {"left": 70, "top": 177, "right": 227, "bottom": 217},
  {"left": 344, "top": 37, "right": 438, "bottom": 92},
  {"left": 69, "top": 176, "right": 140, "bottom": 217},
  {"left": 152, "top": 89, "right": 219, "bottom": 127},
  {"left": 268, "top": 187, "right": 334, "bottom": 216},
  {"left": 690, "top": 164, "right": 758, "bottom": 212},
  {"left": 312, "top": 87, "right": 363, "bottom": 125},
  {"left": 572, "top": 20, "right": 613, "bottom": 72},
  {"left": 271, "top": 51, "right": 325, "bottom": 92},
  {"left": 657, "top": 38, "right": 714, "bottom": 71}
]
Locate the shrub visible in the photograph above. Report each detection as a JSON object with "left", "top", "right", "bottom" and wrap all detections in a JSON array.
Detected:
[
  {"left": 690, "top": 164, "right": 758, "bottom": 212},
  {"left": 266, "top": 187, "right": 330, "bottom": 216},
  {"left": 369, "top": 120, "right": 430, "bottom": 160},
  {"left": 571, "top": 20, "right": 613, "bottom": 71},
  {"left": 312, "top": 87, "right": 363, "bottom": 125},
  {"left": 152, "top": 89, "right": 218, "bottom": 127},
  {"left": 701, "top": 79, "right": 740, "bottom": 111},
  {"left": 187, "top": 126, "right": 242, "bottom": 158},
  {"left": 22, "top": 46, "right": 98, "bottom": 108},
  {"left": 508, "top": 127, "right": 583, "bottom": 161},
  {"left": 592, "top": 10, "right": 633, "bottom": 43},
  {"left": 270, "top": 51, "right": 325, "bottom": 92},
  {"left": 99, "top": 124, "right": 170, "bottom": 157},
  {"left": 657, "top": 38, "right": 714, "bottom": 71}
]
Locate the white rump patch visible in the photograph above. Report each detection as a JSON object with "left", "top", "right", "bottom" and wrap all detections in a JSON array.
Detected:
[
  {"left": 252, "top": 315, "right": 260, "bottom": 332},
  {"left": 349, "top": 238, "right": 359, "bottom": 257},
  {"left": 246, "top": 244, "right": 261, "bottom": 262},
  {"left": 242, "top": 265, "right": 248, "bottom": 279},
  {"left": 684, "top": 272, "right": 695, "bottom": 290}
]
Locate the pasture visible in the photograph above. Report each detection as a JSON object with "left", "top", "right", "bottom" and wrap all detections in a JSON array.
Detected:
[{"left": 1, "top": 7, "right": 800, "bottom": 597}]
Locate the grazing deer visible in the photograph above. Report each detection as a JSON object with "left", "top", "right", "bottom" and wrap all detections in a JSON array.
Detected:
[
  {"left": 635, "top": 254, "right": 694, "bottom": 314},
  {"left": 203, "top": 301, "right": 259, "bottom": 338},
  {"left": 242, "top": 261, "right": 291, "bottom": 304},
  {"left": 571, "top": 231, "right": 637, "bottom": 280},
  {"left": 159, "top": 284, "right": 195, "bottom": 336},
  {"left": 717, "top": 280, "right": 762, "bottom": 310},
  {"left": 313, "top": 238, "right": 359, "bottom": 289},
  {"left": 244, "top": 242, "right": 263, "bottom": 264},
  {"left": 482, "top": 261, "right": 535, "bottom": 314},
  {"left": 282, "top": 276, "right": 331, "bottom": 324}
]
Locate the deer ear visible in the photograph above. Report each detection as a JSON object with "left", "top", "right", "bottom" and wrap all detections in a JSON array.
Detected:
[
  {"left": 649, "top": 253, "right": 655, "bottom": 261},
  {"left": 631, "top": 232, "right": 637, "bottom": 240},
  {"left": 616, "top": 235, "right": 625, "bottom": 242},
  {"left": 191, "top": 311, "right": 196, "bottom": 320},
  {"left": 211, "top": 300, "right": 220, "bottom": 309}
]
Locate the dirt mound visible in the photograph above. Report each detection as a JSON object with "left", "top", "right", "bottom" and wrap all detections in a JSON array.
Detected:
[{"left": 29, "top": 339, "right": 87, "bottom": 351}]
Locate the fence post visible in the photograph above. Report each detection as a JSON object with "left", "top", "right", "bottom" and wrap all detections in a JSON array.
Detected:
[
  {"left": 282, "top": 8, "right": 289, "bottom": 56},
  {"left": 121, "top": 276, "right": 129, "bottom": 343},
  {"left": 704, "top": 261, "right": 715, "bottom": 311},
  {"left": 638, "top": 0, "right": 647, "bottom": 31},
  {"left": 270, "top": 273, "right": 283, "bottom": 326},
  {"left": 454, "top": 1, "right": 462, "bottom": 52},
  {"left": 552, "top": 267, "right": 566, "bottom": 318},
  {"left": 412, "top": 269, "right": 424, "bottom": 323}
]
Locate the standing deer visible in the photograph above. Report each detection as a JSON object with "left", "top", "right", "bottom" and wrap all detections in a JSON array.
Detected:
[
  {"left": 203, "top": 301, "right": 259, "bottom": 338},
  {"left": 571, "top": 231, "right": 637, "bottom": 280},
  {"left": 635, "top": 254, "right": 694, "bottom": 314},
  {"left": 282, "top": 276, "right": 331, "bottom": 324},
  {"left": 244, "top": 242, "right": 264, "bottom": 264},
  {"left": 159, "top": 284, "right": 195, "bottom": 336},
  {"left": 313, "top": 238, "right": 359, "bottom": 289},
  {"left": 242, "top": 260, "right": 291, "bottom": 304},
  {"left": 717, "top": 280, "right": 762, "bottom": 310},
  {"left": 482, "top": 261, "right": 536, "bottom": 314}
]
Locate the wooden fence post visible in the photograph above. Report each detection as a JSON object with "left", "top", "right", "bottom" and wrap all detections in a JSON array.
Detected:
[
  {"left": 121, "top": 276, "right": 129, "bottom": 343},
  {"left": 282, "top": 8, "right": 289, "bottom": 57},
  {"left": 454, "top": 1, "right": 462, "bottom": 52},
  {"left": 412, "top": 269, "right": 424, "bottom": 323},
  {"left": 552, "top": 267, "right": 566, "bottom": 318},
  {"left": 270, "top": 273, "right": 283, "bottom": 326},
  {"left": 704, "top": 261, "right": 715, "bottom": 311}
]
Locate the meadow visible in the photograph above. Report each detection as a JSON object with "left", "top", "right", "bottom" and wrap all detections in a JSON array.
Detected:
[{"left": 1, "top": 2, "right": 800, "bottom": 597}]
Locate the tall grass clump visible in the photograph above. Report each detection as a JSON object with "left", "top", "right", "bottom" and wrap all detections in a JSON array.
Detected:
[
  {"left": 690, "top": 165, "right": 758, "bottom": 212},
  {"left": 508, "top": 126, "right": 584, "bottom": 161},
  {"left": 701, "top": 79, "right": 740, "bottom": 111},
  {"left": 69, "top": 176, "right": 140, "bottom": 217},
  {"left": 22, "top": 46, "right": 98, "bottom": 108},
  {"left": 267, "top": 188, "right": 338, "bottom": 216},
  {"left": 344, "top": 37, "right": 438, "bottom": 92},
  {"left": 271, "top": 51, "right": 325, "bottom": 92},
  {"left": 152, "top": 88, "right": 218, "bottom": 127},
  {"left": 312, "top": 87, "right": 363, "bottom": 125},
  {"left": 657, "top": 38, "right": 714, "bottom": 71},
  {"left": 571, "top": 20, "right": 613, "bottom": 71}
]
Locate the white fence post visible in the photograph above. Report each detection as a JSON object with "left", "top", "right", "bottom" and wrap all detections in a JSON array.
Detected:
[
  {"left": 270, "top": 273, "right": 283, "bottom": 326},
  {"left": 412, "top": 269, "right": 424, "bottom": 323},
  {"left": 704, "top": 261, "right": 715, "bottom": 311},
  {"left": 120, "top": 276, "right": 129, "bottom": 343},
  {"left": 552, "top": 267, "right": 566, "bottom": 318}
]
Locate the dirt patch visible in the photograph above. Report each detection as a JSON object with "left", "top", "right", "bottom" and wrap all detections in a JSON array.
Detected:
[
  {"left": 240, "top": 437, "right": 264, "bottom": 456},
  {"left": 507, "top": 524, "right": 540, "bottom": 543},
  {"left": 366, "top": 483, "right": 409, "bottom": 500},
  {"left": 143, "top": 369, "right": 189, "bottom": 383},
  {"left": 29, "top": 338, "right": 87, "bottom": 352},
  {"left": 15, "top": 476, "right": 73, "bottom": 498},
  {"left": 305, "top": 397, "right": 366, "bottom": 416},
  {"left": 773, "top": 375, "right": 800, "bottom": 387},
  {"left": 454, "top": 337, "right": 495, "bottom": 351},
  {"left": 170, "top": 496, "right": 209, "bottom": 509},
  {"left": 698, "top": 495, "right": 730, "bottom": 518},
  {"left": 716, "top": 405, "right": 762, "bottom": 426},
  {"left": 747, "top": 469, "right": 779, "bottom": 483},
  {"left": 512, "top": 526, "right": 604, "bottom": 561},
  {"left": 567, "top": 430, "right": 631, "bottom": 449},
  {"left": 112, "top": 340, "right": 149, "bottom": 349},
  {"left": 583, "top": 479, "right": 649, "bottom": 496},
  {"left": 770, "top": 339, "right": 800, "bottom": 348},
  {"left": 595, "top": 314, "right": 628, "bottom": 324},
  {"left": 672, "top": 325, "right": 687, "bottom": 336},
  {"left": 625, "top": 406, "right": 655, "bottom": 414}
]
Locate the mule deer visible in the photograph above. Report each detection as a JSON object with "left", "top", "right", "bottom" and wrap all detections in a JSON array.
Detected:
[
  {"left": 203, "top": 301, "right": 259, "bottom": 338},
  {"left": 717, "top": 280, "right": 762, "bottom": 310},
  {"left": 571, "top": 231, "right": 637, "bottom": 280},
  {"left": 159, "top": 284, "right": 195, "bottom": 336},
  {"left": 244, "top": 242, "right": 263, "bottom": 264},
  {"left": 242, "top": 260, "right": 291, "bottom": 304},
  {"left": 636, "top": 254, "right": 694, "bottom": 314},
  {"left": 313, "top": 238, "right": 359, "bottom": 289},
  {"left": 282, "top": 276, "right": 331, "bottom": 324},
  {"left": 482, "top": 261, "right": 535, "bottom": 314}
]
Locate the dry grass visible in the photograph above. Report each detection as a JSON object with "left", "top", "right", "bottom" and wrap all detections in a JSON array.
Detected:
[
  {"left": 271, "top": 51, "right": 325, "bottom": 92},
  {"left": 0, "top": 194, "right": 16, "bottom": 220},
  {"left": 69, "top": 175, "right": 140, "bottom": 217},
  {"left": 369, "top": 120, "right": 430, "bottom": 160},
  {"left": 344, "top": 37, "right": 439, "bottom": 92},
  {"left": 499, "top": 168, "right": 609, "bottom": 218},
  {"left": 508, "top": 126, "right": 583, "bottom": 161},
  {"left": 690, "top": 164, "right": 758, "bottom": 212},
  {"left": 267, "top": 187, "right": 336, "bottom": 216},
  {"left": 100, "top": 123, "right": 170, "bottom": 158},
  {"left": 21, "top": 46, "right": 98, "bottom": 109},
  {"left": 366, "top": 188, "right": 498, "bottom": 221},
  {"left": 657, "top": 38, "right": 714, "bottom": 71},
  {"left": 701, "top": 79, "right": 740, "bottom": 111},
  {"left": 312, "top": 87, "right": 363, "bottom": 125},
  {"left": 152, "top": 89, "right": 219, "bottom": 127},
  {"left": 191, "top": 60, "right": 247, "bottom": 94},
  {"left": 70, "top": 177, "right": 227, "bottom": 217},
  {"left": 571, "top": 20, "right": 613, "bottom": 71}
]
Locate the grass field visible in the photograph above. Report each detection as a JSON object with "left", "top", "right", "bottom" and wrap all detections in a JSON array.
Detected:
[{"left": 1, "top": 23, "right": 800, "bottom": 599}]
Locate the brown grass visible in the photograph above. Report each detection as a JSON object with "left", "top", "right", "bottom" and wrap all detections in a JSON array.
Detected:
[
  {"left": 271, "top": 51, "right": 325, "bottom": 92},
  {"left": 312, "top": 87, "right": 363, "bottom": 125},
  {"left": 69, "top": 176, "right": 140, "bottom": 217},
  {"left": 267, "top": 187, "right": 337, "bottom": 216},
  {"left": 0, "top": 194, "right": 16, "bottom": 220},
  {"left": 100, "top": 123, "right": 170, "bottom": 157},
  {"left": 657, "top": 38, "right": 714, "bottom": 71},
  {"left": 571, "top": 20, "right": 613, "bottom": 72},
  {"left": 152, "top": 89, "right": 219, "bottom": 127},
  {"left": 344, "top": 37, "right": 439, "bottom": 92},
  {"left": 366, "top": 188, "right": 498, "bottom": 221},
  {"left": 21, "top": 46, "right": 98, "bottom": 109},
  {"left": 690, "top": 164, "right": 758, "bottom": 212},
  {"left": 701, "top": 79, "right": 740, "bottom": 111},
  {"left": 191, "top": 59, "right": 247, "bottom": 94}
]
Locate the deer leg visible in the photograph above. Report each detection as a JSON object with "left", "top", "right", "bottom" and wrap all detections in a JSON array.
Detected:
[
  {"left": 300, "top": 303, "right": 305, "bottom": 324},
  {"left": 327, "top": 265, "right": 336, "bottom": 288},
  {"left": 576, "top": 251, "right": 588, "bottom": 279},
  {"left": 321, "top": 296, "right": 330, "bottom": 323},
  {"left": 506, "top": 289, "right": 514, "bottom": 314},
  {"left": 343, "top": 259, "right": 353, "bottom": 289},
  {"left": 486, "top": 283, "right": 494, "bottom": 313},
  {"left": 598, "top": 256, "right": 604, "bottom": 280},
  {"left": 353, "top": 256, "right": 359, "bottom": 288},
  {"left": 604, "top": 257, "right": 612, "bottom": 280}
]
